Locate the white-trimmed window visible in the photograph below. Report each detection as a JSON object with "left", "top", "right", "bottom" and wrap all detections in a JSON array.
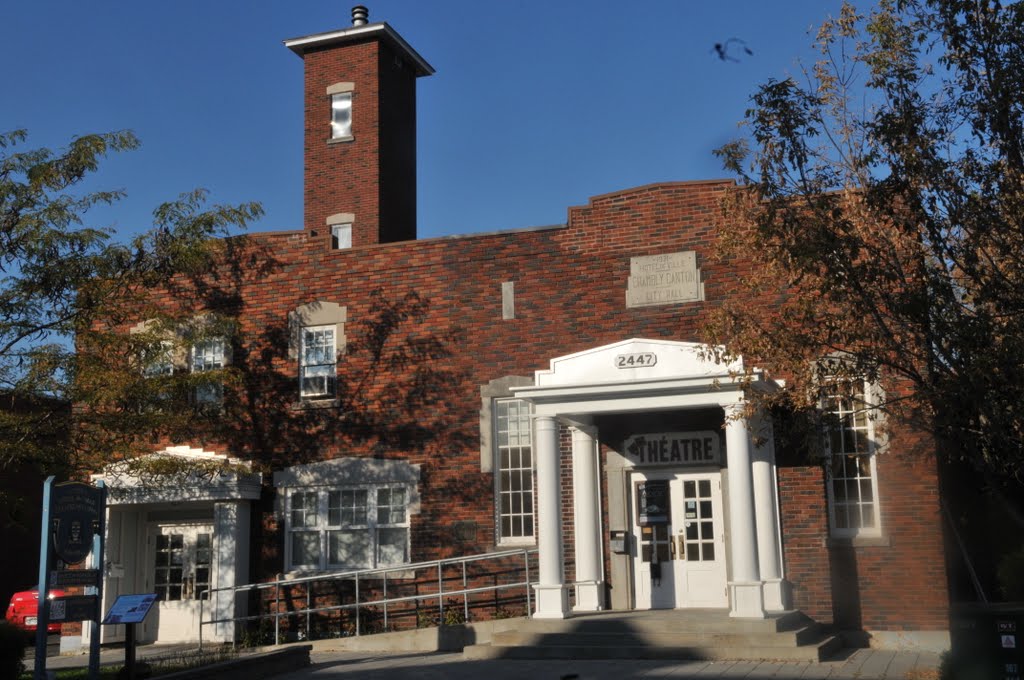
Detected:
[
  {"left": 142, "top": 340, "right": 174, "bottom": 377},
  {"left": 191, "top": 338, "right": 225, "bottom": 405},
  {"left": 330, "top": 93, "right": 352, "bottom": 140},
  {"left": 300, "top": 325, "right": 336, "bottom": 398},
  {"left": 821, "top": 379, "right": 881, "bottom": 537},
  {"left": 286, "top": 485, "right": 409, "bottom": 571},
  {"left": 495, "top": 398, "right": 535, "bottom": 543},
  {"left": 330, "top": 222, "right": 352, "bottom": 250}
]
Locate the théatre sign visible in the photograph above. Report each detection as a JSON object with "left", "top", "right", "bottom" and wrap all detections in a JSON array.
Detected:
[{"left": 624, "top": 431, "right": 721, "bottom": 466}]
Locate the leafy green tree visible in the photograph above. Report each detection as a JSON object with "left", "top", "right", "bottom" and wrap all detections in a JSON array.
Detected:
[
  {"left": 710, "top": 0, "right": 1024, "bottom": 516},
  {"left": 0, "top": 129, "right": 261, "bottom": 478}
]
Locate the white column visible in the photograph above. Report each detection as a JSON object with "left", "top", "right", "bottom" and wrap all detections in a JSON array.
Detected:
[
  {"left": 97, "top": 509, "right": 123, "bottom": 647},
  {"left": 725, "top": 403, "right": 766, "bottom": 618},
  {"left": 213, "top": 501, "right": 251, "bottom": 641},
  {"left": 571, "top": 426, "right": 604, "bottom": 611},
  {"left": 533, "top": 414, "right": 569, "bottom": 618},
  {"left": 751, "top": 414, "right": 786, "bottom": 611}
]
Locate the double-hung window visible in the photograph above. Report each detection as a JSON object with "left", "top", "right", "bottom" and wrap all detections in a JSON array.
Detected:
[
  {"left": 300, "top": 325, "right": 336, "bottom": 398},
  {"left": 287, "top": 486, "right": 409, "bottom": 571},
  {"left": 142, "top": 340, "right": 174, "bottom": 378},
  {"left": 821, "top": 379, "right": 881, "bottom": 537},
  {"left": 190, "top": 338, "right": 225, "bottom": 405},
  {"left": 495, "top": 398, "right": 535, "bottom": 543},
  {"left": 330, "top": 93, "right": 352, "bottom": 140},
  {"left": 330, "top": 223, "right": 352, "bottom": 250}
]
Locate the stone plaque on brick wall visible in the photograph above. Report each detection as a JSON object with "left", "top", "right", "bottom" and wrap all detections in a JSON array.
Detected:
[{"left": 626, "top": 251, "right": 703, "bottom": 308}]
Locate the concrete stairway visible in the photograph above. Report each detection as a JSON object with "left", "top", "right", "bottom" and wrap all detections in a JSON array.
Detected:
[{"left": 463, "top": 609, "right": 842, "bottom": 662}]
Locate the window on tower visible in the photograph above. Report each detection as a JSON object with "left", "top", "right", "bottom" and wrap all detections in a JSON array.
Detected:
[{"left": 331, "top": 93, "right": 352, "bottom": 140}]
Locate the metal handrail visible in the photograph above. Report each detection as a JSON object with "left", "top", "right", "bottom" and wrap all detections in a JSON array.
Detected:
[{"left": 198, "top": 547, "right": 537, "bottom": 649}]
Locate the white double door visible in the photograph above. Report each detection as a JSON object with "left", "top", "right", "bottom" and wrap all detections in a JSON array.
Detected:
[
  {"left": 632, "top": 470, "right": 728, "bottom": 609},
  {"left": 144, "top": 523, "right": 214, "bottom": 642}
]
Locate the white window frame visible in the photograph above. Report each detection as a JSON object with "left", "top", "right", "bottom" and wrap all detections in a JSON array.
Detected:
[
  {"left": 142, "top": 340, "right": 174, "bottom": 378},
  {"left": 494, "top": 398, "right": 536, "bottom": 545},
  {"left": 330, "top": 92, "right": 352, "bottom": 140},
  {"left": 190, "top": 337, "right": 226, "bottom": 405},
  {"left": 284, "top": 485, "right": 410, "bottom": 572},
  {"left": 330, "top": 222, "right": 352, "bottom": 250},
  {"left": 821, "top": 377, "right": 883, "bottom": 538},
  {"left": 300, "top": 325, "right": 337, "bottom": 399}
]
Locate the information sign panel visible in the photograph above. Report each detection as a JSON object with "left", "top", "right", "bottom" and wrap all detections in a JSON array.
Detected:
[
  {"left": 102, "top": 594, "right": 158, "bottom": 625},
  {"left": 637, "top": 480, "right": 670, "bottom": 526}
]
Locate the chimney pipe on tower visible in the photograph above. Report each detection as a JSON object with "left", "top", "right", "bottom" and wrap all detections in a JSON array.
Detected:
[{"left": 352, "top": 6, "right": 369, "bottom": 26}]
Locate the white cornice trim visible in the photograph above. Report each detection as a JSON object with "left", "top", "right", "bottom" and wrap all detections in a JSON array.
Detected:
[{"left": 283, "top": 23, "right": 435, "bottom": 76}]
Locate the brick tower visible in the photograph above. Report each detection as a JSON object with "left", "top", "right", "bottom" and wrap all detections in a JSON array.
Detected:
[{"left": 286, "top": 5, "right": 434, "bottom": 248}]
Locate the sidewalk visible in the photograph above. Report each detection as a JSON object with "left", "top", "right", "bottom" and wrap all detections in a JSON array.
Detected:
[
  {"left": 274, "top": 648, "right": 943, "bottom": 680},
  {"left": 37, "top": 643, "right": 942, "bottom": 679}
]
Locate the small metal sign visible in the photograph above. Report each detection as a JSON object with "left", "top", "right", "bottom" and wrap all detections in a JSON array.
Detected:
[
  {"left": 51, "top": 482, "right": 104, "bottom": 565},
  {"left": 50, "top": 595, "right": 100, "bottom": 623},
  {"left": 50, "top": 569, "right": 101, "bottom": 588}
]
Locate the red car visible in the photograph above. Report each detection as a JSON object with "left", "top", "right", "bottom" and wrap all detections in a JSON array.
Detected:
[{"left": 5, "top": 587, "right": 66, "bottom": 634}]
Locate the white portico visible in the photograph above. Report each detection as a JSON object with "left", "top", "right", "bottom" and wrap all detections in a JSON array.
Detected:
[
  {"left": 512, "top": 338, "right": 787, "bottom": 620},
  {"left": 90, "top": 447, "right": 260, "bottom": 646}
]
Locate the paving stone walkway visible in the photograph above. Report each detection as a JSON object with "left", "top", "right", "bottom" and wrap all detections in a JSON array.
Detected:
[
  {"left": 274, "top": 648, "right": 942, "bottom": 680},
  {"left": 38, "top": 641, "right": 942, "bottom": 679}
]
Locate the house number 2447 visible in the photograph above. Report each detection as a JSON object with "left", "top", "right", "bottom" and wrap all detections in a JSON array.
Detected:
[{"left": 615, "top": 353, "right": 657, "bottom": 368}]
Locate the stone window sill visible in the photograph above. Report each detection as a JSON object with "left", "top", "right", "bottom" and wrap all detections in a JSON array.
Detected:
[
  {"left": 825, "top": 534, "right": 891, "bottom": 549},
  {"left": 327, "top": 135, "right": 354, "bottom": 144},
  {"left": 291, "top": 398, "right": 340, "bottom": 410}
]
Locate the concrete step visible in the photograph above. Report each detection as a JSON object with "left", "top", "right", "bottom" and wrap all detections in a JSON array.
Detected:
[
  {"left": 490, "top": 622, "right": 824, "bottom": 648},
  {"left": 512, "top": 609, "right": 813, "bottom": 636},
  {"left": 463, "top": 634, "right": 843, "bottom": 662},
  {"left": 461, "top": 610, "right": 842, "bottom": 664}
]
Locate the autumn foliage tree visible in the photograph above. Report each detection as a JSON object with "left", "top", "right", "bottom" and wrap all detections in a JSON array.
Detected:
[
  {"left": 710, "top": 0, "right": 1024, "bottom": 512},
  {"left": 0, "top": 129, "right": 262, "bottom": 479}
]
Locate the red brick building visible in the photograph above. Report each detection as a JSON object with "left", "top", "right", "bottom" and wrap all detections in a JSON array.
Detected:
[{"left": 86, "top": 6, "right": 949, "bottom": 652}]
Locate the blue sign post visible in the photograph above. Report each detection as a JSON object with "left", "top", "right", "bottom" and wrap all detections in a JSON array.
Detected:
[{"left": 34, "top": 477, "right": 106, "bottom": 680}]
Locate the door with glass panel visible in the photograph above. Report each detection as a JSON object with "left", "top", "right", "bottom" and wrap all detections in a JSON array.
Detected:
[
  {"left": 631, "top": 471, "right": 679, "bottom": 609},
  {"left": 669, "top": 473, "right": 727, "bottom": 608},
  {"left": 146, "top": 524, "right": 213, "bottom": 642},
  {"left": 632, "top": 471, "right": 726, "bottom": 609}
]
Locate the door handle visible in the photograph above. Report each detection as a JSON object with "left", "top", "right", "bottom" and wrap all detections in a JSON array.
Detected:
[{"left": 676, "top": 536, "right": 686, "bottom": 560}]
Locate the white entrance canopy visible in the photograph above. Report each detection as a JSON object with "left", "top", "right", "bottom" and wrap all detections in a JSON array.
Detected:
[
  {"left": 517, "top": 338, "right": 752, "bottom": 417},
  {"left": 90, "top": 447, "right": 261, "bottom": 645},
  {"left": 512, "top": 339, "right": 785, "bottom": 619}
]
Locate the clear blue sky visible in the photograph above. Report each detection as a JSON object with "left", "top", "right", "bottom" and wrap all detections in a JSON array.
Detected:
[{"left": 2, "top": 1, "right": 850, "bottom": 240}]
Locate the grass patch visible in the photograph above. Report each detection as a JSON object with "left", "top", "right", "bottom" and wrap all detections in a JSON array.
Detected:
[
  {"left": 904, "top": 670, "right": 941, "bottom": 680},
  {"left": 21, "top": 646, "right": 239, "bottom": 679}
]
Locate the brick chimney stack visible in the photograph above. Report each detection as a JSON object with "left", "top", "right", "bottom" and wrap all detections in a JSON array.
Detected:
[{"left": 285, "top": 7, "right": 434, "bottom": 247}]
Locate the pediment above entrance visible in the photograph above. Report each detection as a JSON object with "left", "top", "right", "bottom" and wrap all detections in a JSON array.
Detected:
[
  {"left": 534, "top": 339, "right": 742, "bottom": 387},
  {"left": 93, "top": 446, "right": 261, "bottom": 505}
]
